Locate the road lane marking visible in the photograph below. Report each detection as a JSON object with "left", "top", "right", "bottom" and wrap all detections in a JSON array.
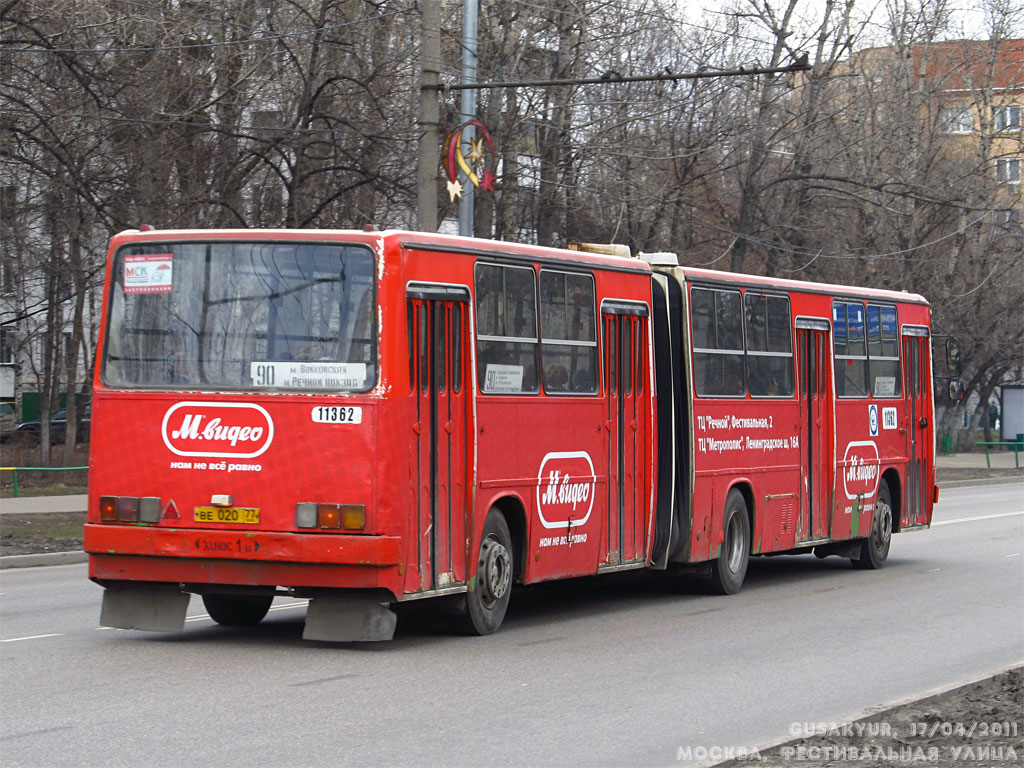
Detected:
[
  {"left": 3, "top": 633, "right": 62, "bottom": 642},
  {"left": 183, "top": 600, "right": 308, "bottom": 623},
  {"left": 932, "top": 510, "right": 1024, "bottom": 526},
  {"left": 925, "top": 568, "right": 941, "bottom": 572},
  {"left": 268, "top": 600, "right": 308, "bottom": 612},
  {"left": 1005, "top": 553, "right": 1022, "bottom": 558}
]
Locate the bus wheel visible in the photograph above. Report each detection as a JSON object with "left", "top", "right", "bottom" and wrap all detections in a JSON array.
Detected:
[
  {"left": 853, "top": 480, "right": 892, "bottom": 570},
  {"left": 202, "top": 594, "right": 274, "bottom": 626},
  {"left": 455, "top": 510, "right": 513, "bottom": 636},
  {"left": 707, "top": 489, "right": 751, "bottom": 595}
]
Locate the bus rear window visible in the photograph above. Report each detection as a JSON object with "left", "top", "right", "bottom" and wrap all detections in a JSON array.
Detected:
[{"left": 103, "top": 241, "right": 376, "bottom": 391}]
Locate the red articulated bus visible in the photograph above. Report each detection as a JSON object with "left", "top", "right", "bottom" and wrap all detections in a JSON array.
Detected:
[{"left": 84, "top": 229, "right": 939, "bottom": 640}]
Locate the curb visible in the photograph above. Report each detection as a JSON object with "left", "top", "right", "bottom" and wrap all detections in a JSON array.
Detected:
[
  {"left": 707, "top": 662, "right": 1024, "bottom": 768},
  {"left": 0, "top": 551, "right": 88, "bottom": 569},
  {"left": 938, "top": 475, "right": 1023, "bottom": 488}
]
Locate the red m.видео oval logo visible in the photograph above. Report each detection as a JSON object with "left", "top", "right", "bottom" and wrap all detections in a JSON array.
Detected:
[
  {"left": 536, "top": 451, "right": 597, "bottom": 530},
  {"left": 842, "top": 440, "right": 880, "bottom": 500},
  {"left": 161, "top": 402, "right": 274, "bottom": 458}
]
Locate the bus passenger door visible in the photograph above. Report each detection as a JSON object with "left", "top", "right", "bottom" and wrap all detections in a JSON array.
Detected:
[
  {"left": 602, "top": 304, "right": 648, "bottom": 566},
  {"left": 902, "top": 330, "right": 932, "bottom": 527},
  {"left": 796, "top": 321, "right": 833, "bottom": 541},
  {"left": 408, "top": 285, "right": 471, "bottom": 591}
]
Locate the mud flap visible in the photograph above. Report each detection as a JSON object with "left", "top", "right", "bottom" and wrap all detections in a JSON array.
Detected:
[
  {"left": 302, "top": 596, "right": 397, "bottom": 642},
  {"left": 100, "top": 585, "right": 190, "bottom": 631}
]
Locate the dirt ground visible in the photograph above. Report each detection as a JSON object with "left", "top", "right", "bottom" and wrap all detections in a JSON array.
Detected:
[
  {"left": 0, "top": 512, "right": 85, "bottom": 556},
  {"left": 716, "top": 668, "right": 1023, "bottom": 767}
]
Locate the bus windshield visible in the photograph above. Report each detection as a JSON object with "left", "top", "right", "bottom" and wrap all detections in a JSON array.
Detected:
[{"left": 103, "top": 241, "right": 376, "bottom": 391}]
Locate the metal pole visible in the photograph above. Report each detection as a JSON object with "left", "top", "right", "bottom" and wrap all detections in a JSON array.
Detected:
[
  {"left": 417, "top": 0, "right": 441, "bottom": 232},
  {"left": 458, "top": 0, "right": 478, "bottom": 237}
]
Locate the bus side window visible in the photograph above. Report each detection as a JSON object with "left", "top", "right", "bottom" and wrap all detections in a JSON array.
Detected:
[
  {"left": 866, "top": 304, "right": 901, "bottom": 397},
  {"left": 744, "top": 292, "right": 794, "bottom": 397},
  {"left": 452, "top": 303, "right": 462, "bottom": 394},
  {"left": 691, "top": 287, "right": 744, "bottom": 397},
  {"left": 475, "top": 263, "right": 539, "bottom": 394},
  {"left": 408, "top": 300, "right": 417, "bottom": 393},
  {"left": 833, "top": 301, "right": 868, "bottom": 397},
  {"left": 539, "top": 269, "right": 598, "bottom": 394}
]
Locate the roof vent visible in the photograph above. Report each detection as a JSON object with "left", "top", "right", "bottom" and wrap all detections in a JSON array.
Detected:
[
  {"left": 567, "top": 242, "right": 632, "bottom": 259},
  {"left": 638, "top": 251, "right": 679, "bottom": 266}
]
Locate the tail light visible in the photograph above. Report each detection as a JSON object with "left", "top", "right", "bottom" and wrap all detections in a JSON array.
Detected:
[
  {"left": 99, "top": 495, "right": 160, "bottom": 524},
  {"left": 99, "top": 496, "right": 118, "bottom": 521},
  {"left": 295, "top": 503, "right": 366, "bottom": 531},
  {"left": 117, "top": 497, "right": 140, "bottom": 522}
]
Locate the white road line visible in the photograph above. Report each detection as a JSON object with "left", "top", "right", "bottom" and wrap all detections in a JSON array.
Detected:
[
  {"left": 2, "top": 633, "right": 62, "bottom": 642},
  {"left": 183, "top": 600, "right": 308, "bottom": 623},
  {"left": 932, "top": 510, "right": 1024, "bottom": 526},
  {"left": 268, "top": 601, "right": 308, "bottom": 612},
  {"left": 1005, "top": 553, "right": 1022, "bottom": 558}
]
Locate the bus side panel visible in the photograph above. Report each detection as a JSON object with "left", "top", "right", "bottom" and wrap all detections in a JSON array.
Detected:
[
  {"left": 690, "top": 398, "right": 801, "bottom": 559},
  {"left": 476, "top": 397, "right": 607, "bottom": 582},
  {"left": 831, "top": 302, "right": 933, "bottom": 541}
]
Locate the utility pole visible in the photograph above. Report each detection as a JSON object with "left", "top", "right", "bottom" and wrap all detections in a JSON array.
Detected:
[
  {"left": 458, "top": 0, "right": 478, "bottom": 237},
  {"left": 416, "top": 0, "right": 441, "bottom": 232}
]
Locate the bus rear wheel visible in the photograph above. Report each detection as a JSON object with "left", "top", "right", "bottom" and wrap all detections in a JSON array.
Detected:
[
  {"left": 453, "top": 509, "right": 513, "bottom": 636},
  {"left": 853, "top": 480, "right": 892, "bottom": 570},
  {"left": 202, "top": 593, "right": 274, "bottom": 626},
  {"left": 706, "top": 489, "right": 751, "bottom": 595}
]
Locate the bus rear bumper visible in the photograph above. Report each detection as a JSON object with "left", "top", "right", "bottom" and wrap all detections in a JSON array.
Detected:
[{"left": 84, "top": 523, "right": 403, "bottom": 593}]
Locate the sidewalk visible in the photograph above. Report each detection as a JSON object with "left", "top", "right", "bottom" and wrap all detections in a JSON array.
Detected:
[
  {"left": 1, "top": 494, "right": 88, "bottom": 514},
  {"left": 936, "top": 449, "right": 1021, "bottom": 471}
]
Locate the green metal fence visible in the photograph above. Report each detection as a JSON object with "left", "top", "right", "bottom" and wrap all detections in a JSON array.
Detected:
[{"left": 0, "top": 466, "right": 88, "bottom": 498}]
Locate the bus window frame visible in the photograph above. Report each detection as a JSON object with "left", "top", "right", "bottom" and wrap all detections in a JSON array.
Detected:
[
  {"left": 743, "top": 290, "right": 796, "bottom": 399},
  {"left": 474, "top": 261, "right": 540, "bottom": 396},
  {"left": 689, "top": 285, "right": 746, "bottom": 399},
  {"left": 833, "top": 299, "right": 869, "bottom": 398},
  {"left": 538, "top": 268, "right": 600, "bottom": 396},
  {"left": 102, "top": 239, "right": 379, "bottom": 393},
  {"left": 865, "top": 303, "right": 902, "bottom": 399}
]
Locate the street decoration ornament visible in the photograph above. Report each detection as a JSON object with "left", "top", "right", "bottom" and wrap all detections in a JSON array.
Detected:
[{"left": 442, "top": 118, "right": 497, "bottom": 202}]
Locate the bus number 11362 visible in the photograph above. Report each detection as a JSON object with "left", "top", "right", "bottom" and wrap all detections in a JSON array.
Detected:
[{"left": 311, "top": 405, "right": 363, "bottom": 424}]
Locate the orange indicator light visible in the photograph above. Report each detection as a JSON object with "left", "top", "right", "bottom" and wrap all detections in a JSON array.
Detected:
[
  {"left": 342, "top": 504, "right": 366, "bottom": 531},
  {"left": 317, "top": 503, "right": 341, "bottom": 529}
]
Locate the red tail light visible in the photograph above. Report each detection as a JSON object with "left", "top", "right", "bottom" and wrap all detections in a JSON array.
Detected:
[{"left": 100, "top": 496, "right": 118, "bottom": 521}]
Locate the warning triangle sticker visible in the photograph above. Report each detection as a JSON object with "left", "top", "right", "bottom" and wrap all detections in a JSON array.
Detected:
[{"left": 162, "top": 499, "right": 180, "bottom": 520}]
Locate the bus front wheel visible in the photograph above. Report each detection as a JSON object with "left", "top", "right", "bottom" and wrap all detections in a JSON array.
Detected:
[
  {"left": 202, "top": 593, "right": 274, "bottom": 626},
  {"left": 455, "top": 509, "right": 513, "bottom": 636},
  {"left": 707, "top": 489, "right": 751, "bottom": 595},
  {"left": 853, "top": 480, "right": 892, "bottom": 570}
]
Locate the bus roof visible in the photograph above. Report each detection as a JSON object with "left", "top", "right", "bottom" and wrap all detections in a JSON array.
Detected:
[
  {"left": 109, "top": 229, "right": 927, "bottom": 304},
  {"left": 679, "top": 266, "right": 930, "bottom": 306},
  {"left": 110, "top": 228, "right": 652, "bottom": 274}
]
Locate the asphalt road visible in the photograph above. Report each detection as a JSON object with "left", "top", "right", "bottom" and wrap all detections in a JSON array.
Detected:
[{"left": 1, "top": 483, "right": 1021, "bottom": 768}]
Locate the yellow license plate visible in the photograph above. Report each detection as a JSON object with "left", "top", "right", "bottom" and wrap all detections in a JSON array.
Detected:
[{"left": 194, "top": 506, "right": 260, "bottom": 525}]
